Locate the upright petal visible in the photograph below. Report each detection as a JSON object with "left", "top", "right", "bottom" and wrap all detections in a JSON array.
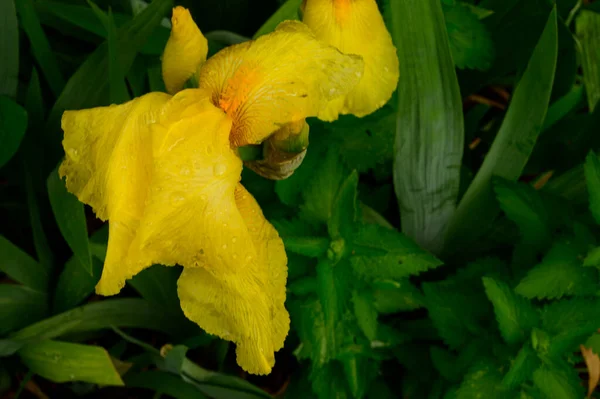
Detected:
[
  {"left": 302, "top": 0, "right": 399, "bottom": 118},
  {"left": 177, "top": 184, "right": 289, "bottom": 375},
  {"left": 59, "top": 93, "right": 171, "bottom": 295},
  {"left": 162, "top": 6, "right": 208, "bottom": 94},
  {"left": 198, "top": 20, "right": 364, "bottom": 147}
]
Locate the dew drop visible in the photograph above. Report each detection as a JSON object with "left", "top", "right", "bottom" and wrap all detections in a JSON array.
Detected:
[
  {"left": 180, "top": 166, "right": 191, "bottom": 176},
  {"left": 222, "top": 244, "right": 228, "bottom": 250},
  {"left": 200, "top": 194, "right": 208, "bottom": 201},
  {"left": 213, "top": 163, "right": 227, "bottom": 177},
  {"left": 170, "top": 193, "right": 185, "bottom": 206},
  {"left": 67, "top": 148, "right": 79, "bottom": 159},
  {"left": 232, "top": 237, "right": 237, "bottom": 243}
]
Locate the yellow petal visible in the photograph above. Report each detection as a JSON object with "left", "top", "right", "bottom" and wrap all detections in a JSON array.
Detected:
[
  {"left": 127, "top": 89, "right": 250, "bottom": 274},
  {"left": 302, "top": 0, "right": 399, "bottom": 117},
  {"left": 178, "top": 184, "right": 288, "bottom": 375},
  {"left": 198, "top": 20, "right": 364, "bottom": 147},
  {"left": 59, "top": 93, "right": 171, "bottom": 295},
  {"left": 162, "top": 6, "right": 208, "bottom": 95}
]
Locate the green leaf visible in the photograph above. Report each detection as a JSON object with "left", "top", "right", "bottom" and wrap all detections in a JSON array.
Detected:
[
  {"left": 483, "top": 277, "right": 539, "bottom": 345},
  {"left": 352, "top": 291, "right": 378, "bottom": 341},
  {"left": 576, "top": 10, "right": 600, "bottom": 111},
  {"left": 456, "top": 361, "right": 515, "bottom": 399},
  {"left": 584, "top": 246, "right": 600, "bottom": 267},
  {"left": 282, "top": 237, "right": 330, "bottom": 258},
  {"left": 350, "top": 224, "right": 443, "bottom": 281},
  {"left": 128, "top": 264, "right": 181, "bottom": 311},
  {"left": 46, "top": 0, "right": 172, "bottom": 140},
  {"left": 0, "top": 235, "right": 49, "bottom": 291},
  {"left": 0, "top": 0, "right": 18, "bottom": 97},
  {"left": 339, "top": 355, "right": 378, "bottom": 399},
  {"left": 0, "top": 96, "right": 28, "bottom": 169},
  {"left": 430, "top": 346, "right": 460, "bottom": 382},
  {"left": 532, "top": 365, "right": 584, "bottom": 399},
  {"left": 253, "top": 0, "right": 301, "bottom": 38},
  {"left": 0, "top": 284, "right": 48, "bottom": 335},
  {"left": 19, "top": 340, "right": 124, "bottom": 385},
  {"left": 289, "top": 298, "right": 328, "bottom": 366},
  {"left": 585, "top": 151, "right": 600, "bottom": 224},
  {"left": 445, "top": 8, "right": 558, "bottom": 252},
  {"left": 316, "top": 259, "right": 343, "bottom": 358},
  {"left": 15, "top": 0, "right": 65, "bottom": 96},
  {"left": 53, "top": 256, "right": 102, "bottom": 313},
  {"left": 125, "top": 371, "right": 208, "bottom": 399},
  {"left": 584, "top": 333, "right": 600, "bottom": 356},
  {"left": 329, "top": 171, "right": 359, "bottom": 241},
  {"left": 390, "top": 0, "right": 464, "bottom": 254},
  {"left": 515, "top": 239, "right": 597, "bottom": 300},
  {"left": 310, "top": 361, "right": 351, "bottom": 399},
  {"left": 372, "top": 279, "right": 425, "bottom": 313},
  {"left": 47, "top": 167, "right": 92, "bottom": 275},
  {"left": 443, "top": 1, "right": 495, "bottom": 70},
  {"left": 11, "top": 298, "right": 190, "bottom": 341},
  {"left": 542, "top": 85, "right": 584, "bottom": 130},
  {"left": 301, "top": 149, "right": 348, "bottom": 224},
  {"left": 502, "top": 344, "right": 540, "bottom": 389}
]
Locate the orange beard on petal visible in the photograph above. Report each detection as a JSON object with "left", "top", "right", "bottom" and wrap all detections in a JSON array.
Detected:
[{"left": 333, "top": 0, "right": 352, "bottom": 25}]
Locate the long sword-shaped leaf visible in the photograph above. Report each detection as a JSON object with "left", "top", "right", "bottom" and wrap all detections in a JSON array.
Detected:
[
  {"left": 0, "top": 0, "right": 18, "bottom": 97},
  {"left": 390, "top": 0, "right": 464, "bottom": 254},
  {"left": 444, "top": 8, "right": 558, "bottom": 253},
  {"left": 576, "top": 10, "right": 600, "bottom": 112}
]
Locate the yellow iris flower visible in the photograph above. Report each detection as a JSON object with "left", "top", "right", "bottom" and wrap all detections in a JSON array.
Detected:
[
  {"left": 59, "top": 7, "right": 363, "bottom": 375},
  {"left": 302, "top": 0, "right": 399, "bottom": 119}
]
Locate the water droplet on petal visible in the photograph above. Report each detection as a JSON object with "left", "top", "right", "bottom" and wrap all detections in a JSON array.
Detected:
[
  {"left": 170, "top": 193, "right": 186, "bottom": 206},
  {"left": 231, "top": 237, "right": 237, "bottom": 243},
  {"left": 222, "top": 244, "right": 228, "bottom": 250},
  {"left": 213, "top": 163, "right": 227, "bottom": 177},
  {"left": 180, "top": 166, "right": 191, "bottom": 176}
]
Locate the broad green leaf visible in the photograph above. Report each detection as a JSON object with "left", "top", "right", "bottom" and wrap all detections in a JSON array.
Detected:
[
  {"left": 576, "top": 10, "right": 600, "bottom": 111},
  {"left": 15, "top": 0, "right": 65, "bottom": 96},
  {"left": 391, "top": 0, "right": 464, "bottom": 254},
  {"left": 282, "top": 237, "right": 330, "bottom": 258},
  {"left": 310, "top": 361, "right": 351, "bottom": 399},
  {"left": 515, "top": 239, "right": 597, "bottom": 300},
  {"left": 252, "top": 0, "right": 301, "bottom": 38},
  {"left": 11, "top": 298, "right": 191, "bottom": 341},
  {"left": 47, "top": 167, "right": 92, "bottom": 275},
  {"left": 584, "top": 246, "right": 600, "bottom": 267},
  {"left": 443, "top": 1, "right": 495, "bottom": 70},
  {"left": 482, "top": 277, "right": 539, "bottom": 345},
  {"left": 289, "top": 299, "right": 328, "bottom": 366},
  {"left": 502, "top": 344, "right": 540, "bottom": 389},
  {"left": 352, "top": 291, "right": 378, "bottom": 341},
  {"left": 125, "top": 371, "right": 208, "bottom": 399},
  {"left": 0, "top": 284, "right": 48, "bottom": 335},
  {"left": 0, "top": 0, "right": 18, "bottom": 97},
  {"left": 350, "top": 224, "right": 443, "bottom": 281},
  {"left": 329, "top": 171, "right": 359, "bottom": 241},
  {"left": 316, "top": 259, "right": 342, "bottom": 358},
  {"left": 456, "top": 361, "right": 515, "bottom": 399},
  {"left": 19, "top": 340, "right": 124, "bottom": 385},
  {"left": 128, "top": 264, "right": 181, "bottom": 311},
  {"left": 0, "top": 96, "right": 27, "bottom": 169},
  {"left": 585, "top": 151, "right": 600, "bottom": 224},
  {"left": 46, "top": 0, "right": 172, "bottom": 141},
  {"left": 445, "top": 8, "right": 558, "bottom": 252},
  {"left": 340, "top": 355, "right": 378, "bottom": 399},
  {"left": 532, "top": 365, "right": 584, "bottom": 399},
  {"left": 0, "top": 235, "right": 49, "bottom": 291},
  {"left": 372, "top": 279, "right": 425, "bottom": 313}
]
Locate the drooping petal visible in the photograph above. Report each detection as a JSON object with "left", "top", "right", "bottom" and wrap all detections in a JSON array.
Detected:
[
  {"left": 177, "top": 184, "right": 288, "bottom": 375},
  {"left": 127, "top": 89, "right": 251, "bottom": 275},
  {"left": 59, "top": 93, "right": 171, "bottom": 295},
  {"left": 197, "top": 20, "right": 364, "bottom": 147},
  {"left": 302, "top": 0, "right": 399, "bottom": 118},
  {"left": 162, "top": 6, "right": 208, "bottom": 94}
]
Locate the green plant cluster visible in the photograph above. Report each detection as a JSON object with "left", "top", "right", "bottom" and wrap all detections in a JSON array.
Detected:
[{"left": 1, "top": 0, "right": 600, "bottom": 398}]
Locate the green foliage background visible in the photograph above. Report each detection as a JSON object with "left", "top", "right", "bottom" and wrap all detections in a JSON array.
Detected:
[{"left": 1, "top": 0, "right": 600, "bottom": 398}]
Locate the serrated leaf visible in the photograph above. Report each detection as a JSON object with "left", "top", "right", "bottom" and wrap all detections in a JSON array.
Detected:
[
  {"left": 443, "top": 2, "right": 495, "bottom": 70},
  {"left": 493, "top": 179, "right": 552, "bottom": 248},
  {"left": 482, "top": 277, "right": 539, "bottom": 345},
  {"left": 352, "top": 291, "right": 378, "bottom": 341},
  {"left": 372, "top": 279, "right": 425, "bottom": 313},
  {"left": 532, "top": 364, "right": 584, "bottom": 399},
  {"left": 19, "top": 340, "right": 124, "bottom": 385},
  {"left": 576, "top": 10, "right": 600, "bottom": 111},
  {"left": 502, "top": 344, "right": 540, "bottom": 389},
  {"left": 350, "top": 224, "right": 443, "bottom": 281},
  {"left": 445, "top": 8, "right": 558, "bottom": 251},
  {"left": 585, "top": 151, "right": 600, "bottom": 224},
  {"left": 515, "top": 239, "right": 597, "bottom": 300},
  {"left": 47, "top": 167, "right": 92, "bottom": 275},
  {"left": 0, "top": 96, "right": 28, "bottom": 169},
  {"left": 391, "top": 0, "right": 464, "bottom": 254},
  {"left": 456, "top": 361, "right": 515, "bottom": 399},
  {"left": 329, "top": 171, "right": 359, "bottom": 241}
]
